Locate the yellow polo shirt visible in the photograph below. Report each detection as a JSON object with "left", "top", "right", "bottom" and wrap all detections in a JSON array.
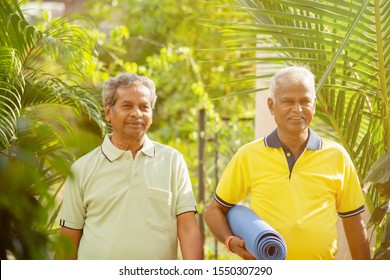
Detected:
[
  {"left": 215, "top": 128, "right": 365, "bottom": 260},
  {"left": 59, "top": 134, "right": 197, "bottom": 260}
]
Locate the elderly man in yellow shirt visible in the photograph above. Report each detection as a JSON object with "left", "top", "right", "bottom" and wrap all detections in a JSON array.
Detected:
[{"left": 204, "top": 66, "right": 370, "bottom": 260}]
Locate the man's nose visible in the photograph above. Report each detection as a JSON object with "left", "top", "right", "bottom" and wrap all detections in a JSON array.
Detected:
[
  {"left": 130, "top": 107, "right": 142, "bottom": 118},
  {"left": 292, "top": 102, "right": 303, "bottom": 112}
]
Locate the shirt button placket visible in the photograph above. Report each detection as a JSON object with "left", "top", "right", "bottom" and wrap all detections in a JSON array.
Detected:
[{"left": 126, "top": 151, "right": 133, "bottom": 189}]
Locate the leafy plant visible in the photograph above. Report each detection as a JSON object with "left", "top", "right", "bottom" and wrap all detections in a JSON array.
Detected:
[
  {"left": 0, "top": 0, "right": 104, "bottom": 259},
  {"left": 363, "top": 152, "right": 390, "bottom": 259},
  {"left": 205, "top": 0, "right": 389, "bottom": 256}
]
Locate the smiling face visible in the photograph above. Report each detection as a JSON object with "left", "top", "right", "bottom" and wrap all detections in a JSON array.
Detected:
[
  {"left": 105, "top": 84, "right": 153, "bottom": 146},
  {"left": 268, "top": 75, "right": 316, "bottom": 136}
]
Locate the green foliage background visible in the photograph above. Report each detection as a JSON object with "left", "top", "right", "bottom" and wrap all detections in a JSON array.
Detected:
[{"left": 0, "top": 0, "right": 388, "bottom": 259}]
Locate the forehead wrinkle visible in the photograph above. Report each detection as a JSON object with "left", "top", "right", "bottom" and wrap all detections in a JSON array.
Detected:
[{"left": 275, "top": 76, "right": 314, "bottom": 97}]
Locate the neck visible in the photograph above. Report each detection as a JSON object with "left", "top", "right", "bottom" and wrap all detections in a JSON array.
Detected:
[
  {"left": 110, "top": 134, "right": 145, "bottom": 158},
  {"left": 277, "top": 128, "right": 309, "bottom": 158}
]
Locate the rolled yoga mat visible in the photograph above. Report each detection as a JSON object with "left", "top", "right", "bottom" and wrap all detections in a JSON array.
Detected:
[{"left": 227, "top": 204, "right": 287, "bottom": 260}]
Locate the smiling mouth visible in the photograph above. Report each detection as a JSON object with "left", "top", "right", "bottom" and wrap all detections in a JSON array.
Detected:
[{"left": 289, "top": 116, "right": 304, "bottom": 120}]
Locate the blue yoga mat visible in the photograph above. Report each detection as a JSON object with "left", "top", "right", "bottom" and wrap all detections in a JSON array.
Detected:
[{"left": 227, "top": 204, "right": 287, "bottom": 260}]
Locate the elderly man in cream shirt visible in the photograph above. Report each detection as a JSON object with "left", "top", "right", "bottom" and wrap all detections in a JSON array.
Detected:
[{"left": 56, "top": 73, "right": 203, "bottom": 260}]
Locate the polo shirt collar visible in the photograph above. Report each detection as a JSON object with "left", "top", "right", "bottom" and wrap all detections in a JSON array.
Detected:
[
  {"left": 101, "top": 134, "right": 155, "bottom": 162},
  {"left": 264, "top": 127, "right": 322, "bottom": 150},
  {"left": 141, "top": 135, "right": 156, "bottom": 157}
]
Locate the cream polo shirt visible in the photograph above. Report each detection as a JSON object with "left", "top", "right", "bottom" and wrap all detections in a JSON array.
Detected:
[{"left": 59, "top": 134, "right": 197, "bottom": 260}]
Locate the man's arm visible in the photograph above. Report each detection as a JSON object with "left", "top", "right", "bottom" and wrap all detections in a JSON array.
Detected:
[
  {"left": 342, "top": 213, "right": 371, "bottom": 259},
  {"left": 177, "top": 211, "right": 204, "bottom": 259},
  {"left": 204, "top": 199, "right": 255, "bottom": 260},
  {"left": 54, "top": 227, "right": 83, "bottom": 260}
]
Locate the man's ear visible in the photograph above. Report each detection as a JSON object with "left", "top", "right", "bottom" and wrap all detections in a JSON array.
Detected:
[
  {"left": 267, "top": 97, "right": 274, "bottom": 116},
  {"left": 313, "top": 97, "right": 317, "bottom": 114},
  {"left": 104, "top": 105, "right": 111, "bottom": 122}
]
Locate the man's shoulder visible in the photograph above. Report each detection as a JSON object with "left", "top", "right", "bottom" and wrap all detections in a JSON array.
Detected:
[
  {"left": 320, "top": 137, "right": 351, "bottom": 158},
  {"left": 238, "top": 138, "right": 266, "bottom": 152},
  {"left": 321, "top": 137, "right": 345, "bottom": 150},
  {"left": 71, "top": 145, "right": 102, "bottom": 168},
  {"left": 152, "top": 141, "right": 183, "bottom": 156}
]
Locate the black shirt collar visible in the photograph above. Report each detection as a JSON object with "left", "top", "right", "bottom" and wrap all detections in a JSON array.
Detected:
[{"left": 264, "top": 128, "right": 322, "bottom": 150}]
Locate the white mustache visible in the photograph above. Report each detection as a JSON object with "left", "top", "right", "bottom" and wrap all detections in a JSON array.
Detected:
[{"left": 125, "top": 120, "right": 144, "bottom": 125}]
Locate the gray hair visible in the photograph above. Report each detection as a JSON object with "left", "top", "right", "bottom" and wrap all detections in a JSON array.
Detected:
[
  {"left": 102, "top": 73, "right": 157, "bottom": 108},
  {"left": 269, "top": 66, "right": 316, "bottom": 100}
]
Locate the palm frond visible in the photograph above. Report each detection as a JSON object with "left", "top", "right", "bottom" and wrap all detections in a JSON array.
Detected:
[
  {"left": 210, "top": 0, "right": 389, "bottom": 179},
  {"left": 31, "top": 13, "right": 98, "bottom": 79},
  {"left": 22, "top": 79, "right": 103, "bottom": 126},
  {"left": 0, "top": 46, "right": 24, "bottom": 149},
  {"left": 0, "top": 0, "right": 105, "bottom": 259},
  {"left": 207, "top": 0, "right": 390, "bottom": 251},
  {"left": 0, "top": 1, "right": 104, "bottom": 149}
]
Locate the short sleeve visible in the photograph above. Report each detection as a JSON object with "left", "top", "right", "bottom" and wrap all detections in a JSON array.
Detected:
[
  {"left": 215, "top": 148, "right": 251, "bottom": 207},
  {"left": 59, "top": 164, "right": 86, "bottom": 229},
  {"left": 175, "top": 154, "right": 198, "bottom": 215},
  {"left": 336, "top": 149, "right": 365, "bottom": 217}
]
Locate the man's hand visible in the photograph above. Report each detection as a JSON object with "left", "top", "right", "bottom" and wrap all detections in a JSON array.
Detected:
[{"left": 230, "top": 236, "right": 256, "bottom": 260}]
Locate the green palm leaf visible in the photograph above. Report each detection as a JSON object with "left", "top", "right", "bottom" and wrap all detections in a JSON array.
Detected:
[
  {"left": 0, "top": 46, "right": 24, "bottom": 149},
  {"left": 209, "top": 0, "right": 389, "bottom": 175},
  {"left": 0, "top": 0, "right": 104, "bottom": 259},
  {"left": 207, "top": 0, "right": 390, "bottom": 253},
  {"left": 0, "top": 0, "right": 103, "bottom": 147}
]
